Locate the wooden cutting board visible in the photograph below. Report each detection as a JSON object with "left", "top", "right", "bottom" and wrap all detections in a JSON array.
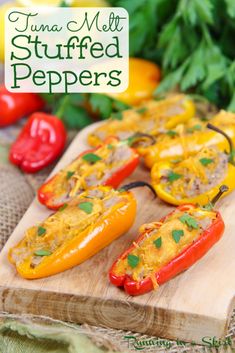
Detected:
[{"left": 0, "top": 122, "right": 234, "bottom": 343}]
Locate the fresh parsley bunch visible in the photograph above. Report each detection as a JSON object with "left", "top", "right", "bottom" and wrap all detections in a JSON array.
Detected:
[{"left": 111, "top": 0, "right": 235, "bottom": 111}]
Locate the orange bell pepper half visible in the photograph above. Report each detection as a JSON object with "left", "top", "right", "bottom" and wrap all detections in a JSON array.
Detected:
[{"left": 9, "top": 182, "right": 156, "bottom": 279}]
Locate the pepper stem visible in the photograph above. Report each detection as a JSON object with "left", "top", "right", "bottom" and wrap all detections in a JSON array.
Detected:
[
  {"left": 207, "top": 123, "right": 235, "bottom": 165},
  {"left": 210, "top": 185, "right": 229, "bottom": 207},
  {"left": 120, "top": 181, "right": 157, "bottom": 198},
  {"left": 126, "top": 132, "right": 156, "bottom": 147}
]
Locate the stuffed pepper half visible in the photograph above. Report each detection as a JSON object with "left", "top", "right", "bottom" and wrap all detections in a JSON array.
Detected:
[
  {"left": 9, "top": 182, "right": 156, "bottom": 279},
  {"left": 109, "top": 186, "right": 227, "bottom": 296},
  {"left": 88, "top": 94, "right": 195, "bottom": 147},
  {"left": 38, "top": 137, "right": 140, "bottom": 210}
]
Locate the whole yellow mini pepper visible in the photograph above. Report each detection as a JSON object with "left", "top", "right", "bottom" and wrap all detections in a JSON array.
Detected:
[{"left": 107, "top": 58, "right": 161, "bottom": 106}]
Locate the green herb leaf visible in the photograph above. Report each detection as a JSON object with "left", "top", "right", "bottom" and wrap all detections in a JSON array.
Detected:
[
  {"left": 168, "top": 171, "right": 182, "bottom": 182},
  {"left": 153, "top": 237, "right": 162, "bottom": 249},
  {"left": 66, "top": 171, "right": 75, "bottom": 180},
  {"left": 172, "top": 229, "right": 184, "bottom": 243},
  {"left": 78, "top": 201, "right": 93, "bottom": 214},
  {"left": 187, "top": 124, "right": 202, "bottom": 133},
  {"left": 107, "top": 144, "right": 114, "bottom": 150},
  {"left": 89, "top": 94, "right": 113, "bottom": 119},
  {"left": 166, "top": 130, "right": 178, "bottom": 137},
  {"left": 34, "top": 249, "right": 52, "bottom": 256},
  {"left": 199, "top": 158, "right": 214, "bottom": 166},
  {"left": 136, "top": 107, "right": 147, "bottom": 114},
  {"left": 37, "top": 227, "right": 46, "bottom": 236},
  {"left": 62, "top": 105, "right": 93, "bottom": 129},
  {"left": 59, "top": 203, "right": 68, "bottom": 212},
  {"left": 171, "top": 159, "right": 182, "bottom": 164},
  {"left": 179, "top": 214, "right": 199, "bottom": 229},
  {"left": 111, "top": 111, "right": 123, "bottom": 120},
  {"left": 82, "top": 153, "right": 102, "bottom": 163},
  {"left": 127, "top": 254, "right": 140, "bottom": 268}
]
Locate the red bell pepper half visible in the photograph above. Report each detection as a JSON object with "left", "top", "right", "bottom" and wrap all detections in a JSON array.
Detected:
[
  {"left": 9, "top": 113, "right": 66, "bottom": 173},
  {"left": 109, "top": 186, "right": 228, "bottom": 296},
  {"left": 38, "top": 136, "right": 140, "bottom": 210},
  {"left": 0, "top": 85, "right": 44, "bottom": 127}
]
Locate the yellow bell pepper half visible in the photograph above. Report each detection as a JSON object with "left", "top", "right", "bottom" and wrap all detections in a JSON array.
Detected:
[
  {"left": 139, "top": 110, "right": 235, "bottom": 169},
  {"left": 151, "top": 146, "right": 233, "bottom": 206}
]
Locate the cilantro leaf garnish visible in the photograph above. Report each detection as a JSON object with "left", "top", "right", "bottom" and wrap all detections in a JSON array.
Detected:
[
  {"left": 199, "top": 158, "right": 214, "bottom": 166},
  {"left": 82, "top": 153, "right": 102, "bottom": 164},
  {"left": 153, "top": 237, "right": 162, "bottom": 248},
  {"left": 66, "top": 171, "right": 75, "bottom": 180},
  {"left": 38, "top": 227, "right": 46, "bottom": 236},
  {"left": 136, "top": 107, "right": 147, "bottom": 114},
  {"left": 127, "top": 254, "right": 140, "bottom": 268},
  {"left": 172, "top": 229, "right": 184, "bottom": 243},
  {"left": 78, "top": 201, "right": 93, "bottom": 214},
  {"left": 166, "top": 130, "right": 178, "bottom": 137},
  {"left": 179, "top": 213, "right": 199, "bottom": 229},
  {"left": 168, "top": 171, "right": 182, "bottom": 182},
  {"left": 59, "top": 203, "right": 68, "bottom": 212},
  {"left": 34, "top": 249, "right": 52, "bottom": 256},
  {"left": 187, "top": 124, "right": 202, "bottom": 133},
  {"left": 107, "top": 144, "right": 114, "bottom": 150},
  {"left": 171, "top": 159, "right": 182, "bottom": 164},
  {"left": 111, "top": 111, "right": 123, "bottom": 120}
]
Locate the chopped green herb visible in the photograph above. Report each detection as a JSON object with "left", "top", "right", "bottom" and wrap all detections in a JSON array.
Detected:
[
  {"left": 59, "top": 203, "right": 68, "bottom": 212},
  {"left": 78, "top": 201, "right": 93, "bottom": 214},
  {"left": 111, "top": 111, "right": 123, "bottom": 120},
  {"left": 168, "top": 171, "right": 182, "bottom": 182},
  {"left": 199, "top": 158, "right": 214, "bottom": 166},
  {"left": 37, "top": 227, "right": 46, "bottom": 236},
  {"left": 66, "top": 171, "right": 75, "bottom": 180},
  {"left": 166, "top": 130, "right": 178, "bottom": 137},
  {"left": 171, "top": 159, "right": 182, "bottom": 164},
  {"left": 172, "top": 229, "right": 184, "bottom": 243},
  {"left": 127, "top": 254, "right": 140, "bottom": 268},
  {"left": 82, "top": 153, "right": 102, "bottom": 164},
  {"left": 153, "top": 237, "right": 162, "bottom": 249},
  {"left": 154, "top": 95, "right": 165, "bottom": 101},
  {"left": 187, "top": 124, "right": 202, "bottom": 133},
  {"left": 200, "top": 117, "right": 209, "bottom": 122},
  {"left": 179, "top": 214, "right": 199, "bottom": 229},
  {"left": 107, "top": 144, "right": 114, "bottom": 150},
  {"left": 136, "top": 107, "right": 147, "bottom": 114},
  {"left": 34, "top": 249, "right": 52, "bottom": 256}
]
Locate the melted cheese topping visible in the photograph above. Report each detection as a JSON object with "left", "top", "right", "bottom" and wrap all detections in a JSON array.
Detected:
[
  {"left": 114, "top": 207, "right": 216, "bottom": 284},
  {"left": 159, "top": 147, "right": 228, "bottom": 199},
  {"left": 11, "top": 188, "right": 126, "bottom": 268}
]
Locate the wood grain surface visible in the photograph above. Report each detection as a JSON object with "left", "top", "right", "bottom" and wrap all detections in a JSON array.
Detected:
[{"left": 0, "top": 122, "right": 234, "bottom": 343}]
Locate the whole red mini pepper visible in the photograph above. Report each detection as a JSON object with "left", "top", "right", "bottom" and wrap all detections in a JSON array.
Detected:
[
  {"left": 0, "top": 85, "right": 44, "bottom": 127},
  {"left": 9, "top": 112, "right": 67, "bottom": 173},
  {"left": 109, "top": 185, "right": 228, "bottom": 296}
]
